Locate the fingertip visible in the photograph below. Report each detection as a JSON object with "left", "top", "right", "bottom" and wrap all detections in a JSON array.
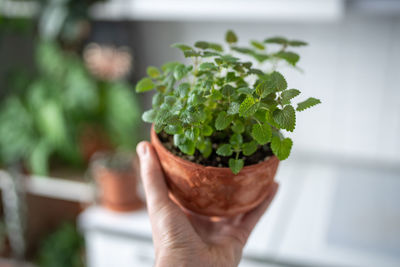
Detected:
[{"left": 136, "top": 141, "right": 150, "bottom": 158}]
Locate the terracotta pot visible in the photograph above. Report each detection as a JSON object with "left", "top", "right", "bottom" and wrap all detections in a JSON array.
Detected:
[
  {"left": 151, "top": 128, "right": 280, "bottom": 217},
  {"left": 92, "top": 154, "right": 143, "bottom": 212}
]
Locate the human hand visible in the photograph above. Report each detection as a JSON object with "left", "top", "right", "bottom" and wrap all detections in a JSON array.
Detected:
[{"left": 137, "top": 141, "right": 279, "bottom": 267}]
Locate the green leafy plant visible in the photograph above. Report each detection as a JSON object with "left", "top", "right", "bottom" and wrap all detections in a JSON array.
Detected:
[
  {"left": 0, "top": 41, "right": 141, "bottom": 175},
  {"left": 36, "top": 223, "right": 85, "bottom": 267},
  {"left": 136, "top": 30, "right": 320, "bottom": 174}
]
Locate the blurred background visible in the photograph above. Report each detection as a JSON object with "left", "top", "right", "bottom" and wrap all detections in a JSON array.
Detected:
[{"left": 0, "top": 0, "right": 399, "bottom": 266}]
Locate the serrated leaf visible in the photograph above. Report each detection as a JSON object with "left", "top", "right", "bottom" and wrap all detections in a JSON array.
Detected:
[
  {"left": 250, "top": 40, "right": 265, "bottom": 50},
  {"left": 226, "top": 30, "right": 238, "bottom": 44},
  {"left": 227, "top": 102, "right": 240, "bottom": 115},
  {"left": 146, "top": 66, "right": 160, "bottom": 78},
  {"left": 248, "top": 68, "right": 264, "bottom": 76},
  {"left": 162, "top": 61, "right": 181, "bottom": 73},
  {"left": 222, "top": 85, "right": 235, "bottom": 97},
  {"left": 199, "top": 62, "right": 217, "bottom": 71},
  {"left": 178, "top": 139, "right": 195, "bottom": 155},
  {"left": 202, "top": 125, "right": 213, "bottom": 136},
  {"left": 251, "top": 123, "right": 272, "bottom": 145},
  {"left": 232, "top": 120, "right": 244, "bottom": 133},
  {"left": 136, "top": 77, "right": 154, "bottom": 92},
  {"left": 289, "top": 40, "right": 308, "bottom": 47},
  {"left": 268, "top": 71, "right": 287, "bottom": 91},
  {"left": 142, "top": 109, "right": 157, "bottom": 123},
  {"left": 230, "top": 133, "right": 243, "bottom": 146},
  {"left": 273, "top": 105, "right": 296, "bottom": 132},
  {"left": 281, "top": 89, "right": 300, "bottom": 105},
  {"left": 171, "top": 43, "right": 193, "bottom": 51},
  {"left": 229, "top": 158, "right": 244, "bottom": 174},
  {"left": 296, "top": 97, "right": 321, "bottom": 111},
  {"left": 164, "top": 95, "right": 177, "bottom": 106},
  {"left": 271, "top": 136, "right": 292, "bottom": 160},
  {"left": 237, "top": 87, "right": 253, "bottom": 95},
  {"left": 242, "top": 141, "right": 258, "bottom": 156},
  {"left": 264, "top": 36, "right": 288, "bottom": 45},
  {"left": 209, "top": 43, "right": 223, "bottom": 52},
  {"left": 232, "top": 46, "right": 253, "bottom": 55},
  {"left": 256, "top": 80, "right": 275, "bottom": 98},
  {"left": 217, "top": 144, "right": 233, "bottom": 156},
  {"left": 177, "top": 83, "right": 190, "bottom": 97},
  {"left": 173, "top": 64, "right": 187, "bottom": 80},
  {"left": 152, "top": 92, "right": 164, "bottom": 107},
  {"left": 275, "top": 51, "right": 300, "bottom": 66},
  {"left": 164, "top": 125, "right": 183, "bottom": 134},
  {"left": 185, "top": 127, "right": 200, "bottom": 140},
  {"left": 183, "top": 50, "right": 201, "bottom": 58},
  {"left": 199, "top": 139, "right": 212, "bottom": 158},
  {"left": 215, "top": 111, "right": 233, "bottom": 130},
  {"left": 239, "top": 96, "right": 258, "bottom": 117}
]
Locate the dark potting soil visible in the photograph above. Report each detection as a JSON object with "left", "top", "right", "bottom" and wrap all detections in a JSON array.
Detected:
[{"left": 158, "top": 131, "right": 274, "bottom": 168}]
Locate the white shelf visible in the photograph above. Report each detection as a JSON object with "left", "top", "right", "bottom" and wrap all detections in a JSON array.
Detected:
[
  {"left": 0, "top": 170, "right": 94, "bottom": 203},
  {"left": 89, "top": 0, "right": 344, "bottom": 22}
]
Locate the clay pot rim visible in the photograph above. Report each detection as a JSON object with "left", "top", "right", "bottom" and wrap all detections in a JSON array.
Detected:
[{"left": 151, "top": 126, "right": 278, "bottom": 174}]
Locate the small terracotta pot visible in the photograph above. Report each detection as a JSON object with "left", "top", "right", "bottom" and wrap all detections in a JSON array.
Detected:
[
  {"left": 92, "top": 154, "right": 143, "bottom": 212},
  {"left": 151, "top": 128, "right": 280, "bottom": 217}
]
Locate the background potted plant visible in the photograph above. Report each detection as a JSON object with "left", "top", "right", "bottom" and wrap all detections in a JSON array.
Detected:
[
  {"left": 90, "top": 152, "right": 143, "bottom": 212},
  {"left": 136, "top": 30, "right": 320, "bottom": 216}
]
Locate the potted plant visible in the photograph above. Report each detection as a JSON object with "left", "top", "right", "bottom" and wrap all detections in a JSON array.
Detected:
[
  {"left": 91, "top": 152, "right": 143, "bottom": 212},
  {"left": 135, "top": 30, "right": 320, "bottom": 217}
]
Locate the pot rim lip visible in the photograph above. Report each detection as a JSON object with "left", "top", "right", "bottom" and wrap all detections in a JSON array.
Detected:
[{"left": 150, "top": 126, "right": 279, "bottom": 173}]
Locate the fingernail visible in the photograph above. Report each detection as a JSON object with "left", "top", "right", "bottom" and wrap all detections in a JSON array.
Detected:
[{"left": 137, "top": 142, "right": 148, "bottom": 157}]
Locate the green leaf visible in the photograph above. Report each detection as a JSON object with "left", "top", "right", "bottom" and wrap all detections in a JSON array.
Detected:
[
  {"left": 215, "top": 111, "right": 233, "bottom": 130},
  {"left": 232, "top": 120, "right": 244, "bottom": 133},
  {"left": 296, "top": 97, "right": 321, "bottom": 111},
  {"left": 251, "top": 123, "right": 272, "bottom": 145},
  {"left": 264, "top": 36, "right": 288, "bottom": 45},
  {"left": 242, "top": 141, "right": 258, "bottom": 156},
  {"left": 289, "top": 40, "right": 308, "bottom": 47},
  {"left": 227, "top": 102, "right": 240, "bottom": 115},
  {"left": 164, "top": 125, "right": 183, "bottom": 135},
  {"left": 184, "top": 50, "right": 201, "bottom": 58},
  {"left": 229, "top": 158, "right": 244, "bottom": 174},
  {"left": 202, "top": 125, "right": 213, "bottom": 136},
  {"left": 216, "top": 144, "right": 233, "bottom": 156},
  {"left": 199, "top": 62, "right": 217, "bottom": 71},
  {"left": 275, "top": 51, "right": 300, "bottom": 66},
  {"left": 230, "top": 133, "right": 243, "bottom": 146},
  {"left": 195, "top": 41, "right": 223, "bottom": 52},
  {"left": 195, "top": 41, "right": 209, "bottom": 50},
  {"left": 250, "top": 40, "right": 265, "bottom": 50},
  {"left": 162, "top": 61, "right": 181, "bottom": 73},
  {"left": 164, "top": 95, "right": 177, "bottom": 106},
  {"left": 136, "top": 77, "right": 154, "bottom": 92},
  {"left": 146, "top": 66, "right": 161, "bottom": 78},
  {"left": 239, "top": 96, "right": 258, "bottom": 117},
  {"left": 237, "top": 87, "right": 253, "bottom": 95},
  {"left": 177, "top": 83, "right": 190, "bottom": 97},
  {"left": 171, "top": 43, "right": 193, "bottom": 51},
  {"left": 232, "top": 46, "right": 253, "bottom": 55},
  {"left": 226, "top": 30, "right": 238, "bottom": 44},
  {"left": 199, "top": 139, "right": 212, "bottom": 158},
  {"left": 271, "top": 136, "right": 293, "bottom": 160},
  {"left": 281, "top": 89, "right": 300, "bottom": 105},
  {"left": 142, "top": 109, "right": 157, "bottom": 123},
  {"left": 222, "top": 85, "right": 235, "bottom": 97},
  {"left": 273, "top": 105, "right": 296, "bottom": 132},
  {"left": 178, "top": 139, "right": 195, "bottom": 155},
  {"left": 268, "top": 71, "right": 287, "bottom": 91},
  {"left": 173, "top": 64, "right": 187, "bottom": 80},
  {"left": 185, "top": 127, "right": 200, "bottom": 140},
  {"left": 256, "top": 80, "right": 275, "bottom": 98}
]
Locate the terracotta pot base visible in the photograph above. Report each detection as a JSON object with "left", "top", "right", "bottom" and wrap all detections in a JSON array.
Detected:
[{"left": 151, "top": 128, "right": 280, "bottom": 217}]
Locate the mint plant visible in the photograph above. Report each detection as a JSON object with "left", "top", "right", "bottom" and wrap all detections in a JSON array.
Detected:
[{"left": 136, "top": 30, "right": 320, "bottom": 174}]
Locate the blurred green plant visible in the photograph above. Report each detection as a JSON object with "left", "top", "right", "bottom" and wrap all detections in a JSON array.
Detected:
[
  {"left": 36, "top": 222, "right": 85, "bottom": 267},
  {"left": 0, "top": 41, "right": 141, "bottom": 175}
]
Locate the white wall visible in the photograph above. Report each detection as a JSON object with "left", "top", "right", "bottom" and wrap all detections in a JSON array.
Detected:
[{"left": 132, "top": 14, "right": 400, "bottom": 164}]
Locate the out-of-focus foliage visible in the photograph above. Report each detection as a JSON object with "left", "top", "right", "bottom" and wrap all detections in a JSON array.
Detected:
[
  {"left": 0, "top": 41, "right": 141, "bottom": 175},
  {"left": 36, "top": 223, "right": 85, "bottom": 267}
]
